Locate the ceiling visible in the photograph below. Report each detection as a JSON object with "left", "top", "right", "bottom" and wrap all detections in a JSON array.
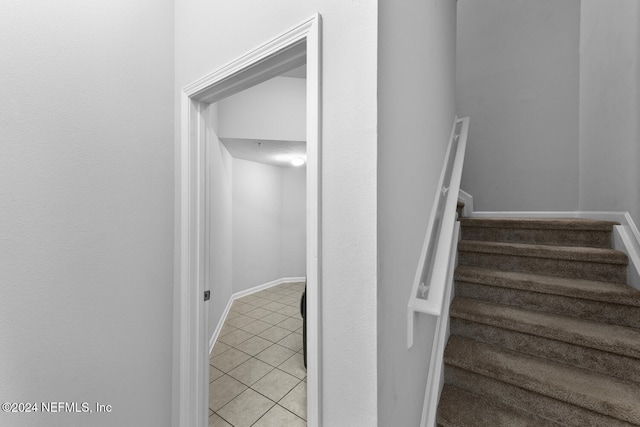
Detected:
[
  {"left": 219, "top": 66, "right": 307, "bottom": 167},
  {"left": 220, "top": 138, "right": 306, "bottom": 168}
]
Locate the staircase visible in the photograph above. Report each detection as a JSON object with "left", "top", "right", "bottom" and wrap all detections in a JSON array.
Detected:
[{"left": 437, "top": 216, "right": 640, "bottom": 426}]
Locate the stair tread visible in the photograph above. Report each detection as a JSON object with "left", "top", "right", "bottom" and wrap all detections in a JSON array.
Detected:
[
  {"left": 450, "top": 297, "right": 640, "bottom": 359},
  {"left": 446, "top": 365, "right": 636, "bottom": 427},
  {"left": 445, "top": 336, "right": 640, "bottom": 424},
  {"left": 438, "top": 384, "right": 560, "bottom": 427},
  {"left": 455, "top": 266, "right": 640, "bottom": 307},
  {"left": 460, "top": 217, "right": 618, "bottom": 230},
  {"left": 452, "top": 317, "right": 640, "bottom": 384},
  {"left": 458, "top": 240, "right": 628, "bottom": 265}
]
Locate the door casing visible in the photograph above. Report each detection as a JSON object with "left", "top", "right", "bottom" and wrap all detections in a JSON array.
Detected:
[{"left": 176, "top": 14, "right": 322, "bottom": 427}]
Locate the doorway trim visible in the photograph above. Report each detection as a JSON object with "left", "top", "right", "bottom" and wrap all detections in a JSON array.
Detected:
[{"left": 176, "top": 14, "right": 322, "bottom": 427}]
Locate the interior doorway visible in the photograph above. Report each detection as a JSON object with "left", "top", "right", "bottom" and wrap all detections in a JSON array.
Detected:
[
  {"left": 207, "top": 70, "right": 308, "bottom": 424},
  {"left": 176, "top": 15, "right": 322, "bottom": 427}
]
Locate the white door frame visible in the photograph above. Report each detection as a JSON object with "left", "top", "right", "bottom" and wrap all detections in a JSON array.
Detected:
[{"left": 176, "top": 14, "right": 322, "bottom": 427}]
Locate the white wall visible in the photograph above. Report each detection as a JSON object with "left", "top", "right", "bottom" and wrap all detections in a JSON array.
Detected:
[
  {"left": 218, "top": 76, "right": 306, "bottom": 141},
  {"left": 457, "top": 0, "right": 581, "bottom": 212},
  {"left": 579, "top": 0, "right": 640, "bottom": 226},
  {"left": 206, "top": 105, "right": 235, "bottom": 339},
  {"left": 232, "top": 160, "right": 306, "bottom": 293},
  {"left": 0, "top": 1, "right": 174, "bottom": 426},
  {"left": 232, "top": 159, "right": 285, "bottom": 292},
  {"left": 457, "top": 0, "right": 639, "bottom": 225},
  {"left": 377, "top": 0, "right": 457, "bottom": 425},
  {"left": 175, "top": 2, "right": 378, "bottom": 424},
  {"left": 282, "top": 167, "right": 307, "bottom": 278}
]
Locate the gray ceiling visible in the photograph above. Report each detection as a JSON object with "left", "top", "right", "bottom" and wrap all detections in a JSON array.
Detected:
[{"left": 220, "top": 138, "right": 306, "bottom": 168}]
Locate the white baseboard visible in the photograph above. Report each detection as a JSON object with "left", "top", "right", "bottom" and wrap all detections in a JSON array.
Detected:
[
  {"left": 209, "top": 276, "right": 306, "bottom": 354},
  {"left": 613, "top": 214, "right": 640, "bottom": 291},
  {"left": 468, "top": 210, "right": 624, "bottom": 222},
  {"left": 231, "top": 276, "right": 306, "bottom": 300},
  {"left": 209, "top": 298, "right": 234, "bottom": 354},
  {"left": 458, "top": 189, "right": 474, "bottom": 218}
]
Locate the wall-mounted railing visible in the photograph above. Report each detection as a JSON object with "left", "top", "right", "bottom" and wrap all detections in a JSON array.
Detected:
[{"left": 407, "top": 116, "right": 469, "bottom": 348}]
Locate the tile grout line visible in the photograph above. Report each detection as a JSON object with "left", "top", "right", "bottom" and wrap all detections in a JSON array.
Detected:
[{"left": 210, "top": 283, "right": 307, "bottom": 424}]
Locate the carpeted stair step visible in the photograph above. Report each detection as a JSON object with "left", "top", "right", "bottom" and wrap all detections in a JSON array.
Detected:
[
  {"left": 460, "top": 217, "right": 618, "bottom": 248},
  {"left": 451, "top": 318, "right": 640, "bottom": 383},
  {"left": 455, "top": 280, "right": 640, "bottom": 328},
  {"left": 455, "top": 266, "right": 640, "bottom": 307},
  {"left": 437, "top": 384, "right": 560, "bottom": 427},
  {"left": 450, "top": 297, "right": 640, "bottom": 359},
  {"left": 444, "top": 365, "right": 635, "bottom": 427},
  {"left": 458, "top": 240, "right": 628, "bottom": 283},
  {"left": 444, "top": 336, "right": 640, "bottom": 424}
]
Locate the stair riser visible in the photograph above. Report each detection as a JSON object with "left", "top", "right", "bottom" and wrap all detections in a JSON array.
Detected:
[
  {"left": 456, "top": 282, "right": 640, "bottom": 328},
  {"left": 455, "top": 266, "right": 640, "bottom": 308},
  {"left": 451, "top": 318, "right": 640, "bottom": 384},
  {"left": 444, "top": 366, "right": 632, "bottom": 427},
  {"left": 458, "top": 251, "right": 627, "bottom": 283},
  {"left": 461, "top": 227, "right": 612, "bottom": 248}
]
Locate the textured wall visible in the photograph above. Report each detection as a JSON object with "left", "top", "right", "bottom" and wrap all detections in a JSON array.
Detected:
[
  {"left": 377, "top": 0, "right": 457, "bottom": 425},
  {"left": 0, "top": 1, "right": 174, "bottom": 426},
  {"left": 457, "top": 0, "right": 639, "bottom": 226},
  {"left": 218, "top": 76, "right": 306, "bottom": 142},
  {"left": 232, "top": 159, "right": 286, "bottom": 293},
  {"left": 579, "top": 0, "right": 640, "bottom": 226},
  {"left": 281, "top": 167, "right": 307, "bottom": 278},
  {"left": 457, "top": 0, "right": 581, "bottom": 211},
  {"left": 231, "top": 159, "right": 306, "bottom": 294}
]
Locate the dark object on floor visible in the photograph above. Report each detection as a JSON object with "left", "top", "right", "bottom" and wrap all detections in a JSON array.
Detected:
[{"left": 300, "top": 279, "right": 307, "bottom": 368}]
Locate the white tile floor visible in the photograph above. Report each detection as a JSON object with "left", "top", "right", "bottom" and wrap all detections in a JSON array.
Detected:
[{"left": 209, "top": 282, "right": 307, "bottom": 427}]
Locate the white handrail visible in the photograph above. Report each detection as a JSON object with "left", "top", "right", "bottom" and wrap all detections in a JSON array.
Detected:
[
  {"left": 407, "top": 116, "right": 469, "bottom": 348},
  {"left": 420, "top": 221, "right": 459, "bottom": 427}
]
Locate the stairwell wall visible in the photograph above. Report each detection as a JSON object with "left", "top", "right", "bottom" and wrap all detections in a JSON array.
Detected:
[
  {"left": 457, "top": 0, "right": 581, "bottom": 212},
  {"left": 378, "top": 0, "right": 457, "bottom": 425},
  {"left": 457, "top": 0, "right": 639, "bottom": 226},
  {"left": 579, "top": 0, "right": 640, "bottom": 228}
]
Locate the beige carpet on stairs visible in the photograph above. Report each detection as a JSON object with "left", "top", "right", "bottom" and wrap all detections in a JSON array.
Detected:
[{"left": 437, "top": 214, "right": 640, "bottom": 426}]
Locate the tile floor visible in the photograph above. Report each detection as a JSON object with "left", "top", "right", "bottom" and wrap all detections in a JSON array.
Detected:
[{"left": 209, "top": 282, "right": 307, "bottom": 427}]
